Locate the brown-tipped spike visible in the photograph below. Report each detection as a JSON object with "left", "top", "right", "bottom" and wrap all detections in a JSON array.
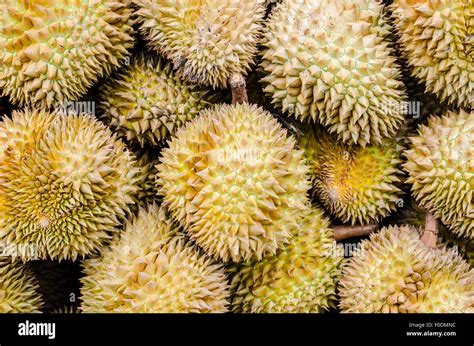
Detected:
[
  {"left": 333, "top": 224, "right": 377, "bottom": 241},
  {"left": 420, "top": 212, "right": 439, "bottom": 248},
  {"left": 229, "top": 73, "right": 248, "bottom": 104}
]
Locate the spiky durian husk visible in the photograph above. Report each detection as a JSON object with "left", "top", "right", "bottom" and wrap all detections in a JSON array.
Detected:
[
  {"left": 157, "top": 103, "right": 311, "bottom": 262},
  {"left": 339, "top": 225, "right": 474, "bottom": 313},
  {"left": 80, "top": 204, "right": 229, "bottom": 313},
  {"left": 133, "top": 0, "right": 265, "bottom": 88},
  {"left": 0, "top": 257, "right": 43, "bottom": 312},
  {"left": 0, "top": 0, "right": 134, "bottom": 109},
  {"left": 0, "top": 110, "right": 140, "bottom": 261},
  {"left": 260, "top": 0, "right": 406, "bottom": 147},
  {"left": 229, "top": 207, "right": 343, "bottom": 313},
  {"left": 391, "top": 0, "right": 473, "bottom": 108},
  {"left": 404, "top": 110, "right": 473, "bottom": 239},
  {"left": 300, "top": 126, "right": 404, "bottom": 225},
  {"left": 99, "top": 54, "right": 214, "bottom": 147},
  {"left": 384, "top": 10, "right": 451, "bottom": 122}
]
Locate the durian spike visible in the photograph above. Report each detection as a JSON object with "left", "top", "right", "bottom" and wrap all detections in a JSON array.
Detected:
[
  {"left": 333, "top": 224, "right": 377, "bottom": 241},
  {"left": 420, "top": 213, "right": 439, "bottom": 249},
  {"left": 229, "top": 73, "right": 248, "bottom": 104}
]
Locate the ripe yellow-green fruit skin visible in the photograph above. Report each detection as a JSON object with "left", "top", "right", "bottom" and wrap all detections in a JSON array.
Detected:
[
  {"left": 0, "top": 110, "right": 140, "bottom": 261},
  {"left": 133, "top": 0, "right": 265, "bottom": 88},
  {"left": 260, "top": 0, "right": 406, "bottom": 146},
  {"left": 80, "top": 204, "right": 230, "bottom": 313},
  {"left": 99, "top": 54, "right": 215, "bottom": 147},
  {"left": 339, "top": 225, "right": 474, "bottom": 313},
  {"left": 300, "top": 126, "right": 404, "bottom": 225},
  {"left": 391, "top": 0, "right": 473, "bottom": 108},
  {"left": 404, "top": 110, "right": 473, "bottom": 239},
  {"left": 0, "top": 0, "right": 134, "bottom": 109},
  {"left": 0, "top": 257, "right": 43, "bottom": 313},
  {"left": 157, "top": 103, "right": 311, "bottom": 262},
  {"left": 229, "top": 207, "right": 343, "bottom": 313}
]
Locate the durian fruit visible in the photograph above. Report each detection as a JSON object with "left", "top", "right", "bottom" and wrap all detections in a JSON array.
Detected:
[
  {"left": 339, "top": 225, "right": 474, "bottom": 313},
  {"left": 229, "top": 206, "right": 343, "bottom": 313},
  {"left": 157, "top": 103, "right": 311, "bottom": 262},
  {"left": 99, "top": 54, "right": 215, "bottom": 147},
  {"left": 133, "top": 0, "right": 265, "bottom": 88},
  {"left": 300, "top": 126, "right": 404, "bottom": 226},
  {"left": 80, "top": 204, "right": 229, "bottom": 313},
  {"left": 404, "top": 110, "right": 473, "bottom": 239},
  {"left": 0, "top": 110, "right": 140, "bottom": 261},
  {"left": 0, "top": 257, "right": 43, "bottom": 312},
  {"left": 391, "top": 0, "right": 473, "bottom": 108},
  {"left": 0, "top": 0, "right": 134, "bottom": 109},
  {"left": 384, "top": 9, "right": 451, "bottom": 122},
  {"left": 260, "top": 0, "right": 407, "bottom": 146}
]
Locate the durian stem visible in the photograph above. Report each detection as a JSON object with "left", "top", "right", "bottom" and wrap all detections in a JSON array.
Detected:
[
  {"left": 420, "top": 213, "right": 439, "bottom": 248},
  {"left": 333, "top": 224, "right": 377, "bottom": 241},
  {"left": 229, "top": 73, "right": 248, "bottom": 104}
]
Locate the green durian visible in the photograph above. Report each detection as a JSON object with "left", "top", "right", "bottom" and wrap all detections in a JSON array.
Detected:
[
  {"left": 133, "top": 0, "right": 265, "bottom": 88},
  {"left": 404, "top": 110, "right": 473, "bottom": 239},
  {"left": 300, "top": 125, "right": 404, "bottom": 225},
  {"left": 0, "top": 257, "right": 43, "bottom": 312},
  {"left": 229, "top": 206, "right": 343, "bottom": 313},
  {"left": 339, "top": 225, "right": 474, "bottom": 313},
  {"left": 157, "top": 103, "right": 311, "bottom": 262},
  {"left": 0, "top": 109, "right": 140, "bottom": 261},
  {"left": 99, "top": 54, "right": 215, "bottom": 147},
  {"left": 0, "top": 0, "right": 134, "bottom": 109},
  {"left": 260, "top": 0, "right": 407, "bottom": 146},
  {"left": 391, "top": 0, "right": 473, "bottom": 108},
  {"left": 80, "top": 204, "right": 230, "bottom": 313}
]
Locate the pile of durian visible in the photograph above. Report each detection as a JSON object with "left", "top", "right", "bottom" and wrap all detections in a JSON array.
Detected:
[{"left": 0, "top": 0, "right": 472, "bottom": 314}]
